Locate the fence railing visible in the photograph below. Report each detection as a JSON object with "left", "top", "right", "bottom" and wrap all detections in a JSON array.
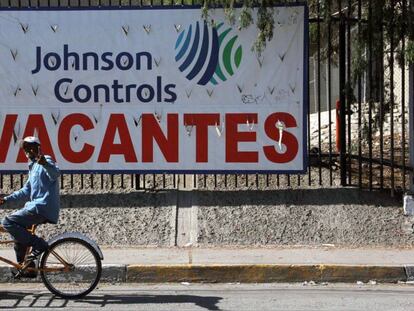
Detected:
[{"left": 0, "top": 0, "right": 412, "bottom": 196}]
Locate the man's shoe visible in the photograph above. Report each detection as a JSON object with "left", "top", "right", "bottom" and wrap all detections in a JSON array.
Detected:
[
  {"left": 27, "top": 240, "right": 49, "bottom": 261},
  {"left": 12, "top": 262, "right": 37, "bottom": 279},
  {"left": 12, "top": 271, "right": 38, "bottom": 279}
]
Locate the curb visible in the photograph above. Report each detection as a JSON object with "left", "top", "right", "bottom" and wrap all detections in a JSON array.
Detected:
[
  {"left": 0, "top": 264, "right": 127, "bottom": 283},
  {"left": 0, "top": 264, "right": 411, "bottom": 283},
  {"left": 126, "top": 264, "right": 409, "bottom": 283}
]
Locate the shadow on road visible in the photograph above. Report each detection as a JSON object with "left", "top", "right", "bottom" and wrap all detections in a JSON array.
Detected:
[
  {"left": 78, "top": 294, "right": 223, "bottom": 310},
  {"left": 0, "top": 291, "right": 223, "bottom": 310}
]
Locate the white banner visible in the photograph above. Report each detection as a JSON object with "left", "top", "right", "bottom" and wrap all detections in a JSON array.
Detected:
[{"left": 0, "top": 5, "right": 308, "bottom": 173}]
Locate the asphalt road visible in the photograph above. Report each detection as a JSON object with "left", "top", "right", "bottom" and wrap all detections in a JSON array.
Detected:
[{"left": 1, "top": 283, "right": 414, "bottom": 311}]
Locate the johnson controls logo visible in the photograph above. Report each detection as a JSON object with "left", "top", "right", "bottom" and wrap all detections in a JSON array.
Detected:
[{"left": 175, "top": 21, "right": 242, "bottom": 86}]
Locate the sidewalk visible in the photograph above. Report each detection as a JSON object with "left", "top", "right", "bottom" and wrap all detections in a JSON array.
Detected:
[{"left": 2, "top": 247, "right": 414, "bottom": 283}]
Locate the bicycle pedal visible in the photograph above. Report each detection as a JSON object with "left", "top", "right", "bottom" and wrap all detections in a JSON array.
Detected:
[
  {"left": 11, "top": 270, "right": 22, "bottom": 280},
  {"left": 12, "top": 269, "right": 37, "bottom": 279}
]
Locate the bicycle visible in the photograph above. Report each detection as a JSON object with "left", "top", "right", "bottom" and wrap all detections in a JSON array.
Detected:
[{"left": 0, "top": 223, "right": 103, "bottom": 299}]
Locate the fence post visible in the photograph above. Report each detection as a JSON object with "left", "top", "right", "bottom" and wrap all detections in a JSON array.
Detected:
[
  {"left": 339, "top": 15, "right": 347, "bottom": 186},
  {"left": 404, "top": 0, "right": 414, "bottom": 215},
  {"left": 408, "top": 0, "right": 414, "bottom": 193},
  {"left": 410, "top": 62, "right": 414, "bottom": 192}
]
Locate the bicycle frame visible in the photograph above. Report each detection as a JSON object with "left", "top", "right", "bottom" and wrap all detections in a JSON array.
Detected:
[{"left": 0, "top": 224, "right": 71, "bottom": 273}]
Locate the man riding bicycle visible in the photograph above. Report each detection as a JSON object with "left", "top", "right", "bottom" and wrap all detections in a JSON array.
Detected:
[{"left": 0, "top": 136, "right": 60, "bottom": 278}]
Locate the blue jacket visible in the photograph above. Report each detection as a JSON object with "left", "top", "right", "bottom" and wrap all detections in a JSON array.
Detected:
[{"left": 4, "top": 156, "right": 60, "bottom": 224}]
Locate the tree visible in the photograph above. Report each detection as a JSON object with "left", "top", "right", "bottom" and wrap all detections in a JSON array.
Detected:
[{"left": 201, "top": 0, "right": 414, "bottom": 66}]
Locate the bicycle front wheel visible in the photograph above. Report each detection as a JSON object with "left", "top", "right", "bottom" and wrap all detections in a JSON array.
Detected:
[{"left": 40, "top": 237, "right": 102, "bottom": 299}]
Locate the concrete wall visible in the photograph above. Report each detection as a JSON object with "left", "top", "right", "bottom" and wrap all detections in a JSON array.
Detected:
[
  {"left": 195, "top": 189, "right": 411, "bottom": 246},
  {"left": 1, "top": 187, "right": 412, "bottom": 247}
]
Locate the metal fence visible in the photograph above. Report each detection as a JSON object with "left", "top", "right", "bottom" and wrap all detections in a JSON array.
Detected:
[{"left": 0, "top": 0, "right": 412, "bottom": 196}]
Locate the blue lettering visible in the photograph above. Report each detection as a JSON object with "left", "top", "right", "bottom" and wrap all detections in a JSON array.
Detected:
[
  {"left": 94, "top": 84, "right": 110, "bottom": 102},
  {"left": 101, "top": 52, "right": 114, "bottom": 70},
  {"left": 136, "top": 84, "right": 154, "bottom": 103},
  {"left": 116, "top": 52, "right": 133, "bottom": 71},
  {"left": 44, "top": 52, "right": 61, "bottom": 71},
  {"left": 136, "top": 52, "right": 152, "bottom": 70},
  {"left": 32, "top": 46, "right": 41, "bottom": 74},
  {"left": 54, "top": 78, "right": 73, "bottom": 103},
  {"left": 74, "top": 84, "right": 92, "bottom": 103},
  {"left": 63, "top": 44, "right": 79, "bottom": 70},
  {"left": 82, "top": 52, "right": 99, "bottom": 70},
  {"left": 164, "top": 84, "right": 177, "bottom": 103}
]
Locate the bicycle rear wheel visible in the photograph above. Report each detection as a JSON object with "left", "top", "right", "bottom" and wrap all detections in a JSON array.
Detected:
[{"left": 40, "top": 237, "right": 102, "bottom": 299}]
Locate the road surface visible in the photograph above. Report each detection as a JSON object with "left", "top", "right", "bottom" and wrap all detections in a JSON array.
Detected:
[{"left": 1, "top": 283, "right": 414, "bottom": 310}]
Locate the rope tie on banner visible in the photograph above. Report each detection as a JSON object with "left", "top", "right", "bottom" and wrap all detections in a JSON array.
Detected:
[
  {"left": 31, "top": 85, "right": 39, "bottom": 96},
  {"left": 13, "top": 86, "right": 21, "bottom": 97},
  {"left": 184, "top": 115, "right": 195, "bottom": 137},
  {"left": 122, "top": 25, "right": 129, "bottom": 36},
  {"left": 92, "top": 114, "right": 99, "bottom": 125},
  {"left": 185, "top": 88, "right": 193, "bottom": 98},
  {"left": 185, "top": 124, "right": 194, "bottom": 137},
  {"left": 10, "top": 49, "right": 17, "bottom": 61},
  {"left": 51, "top": 110, "right": 61, "bottom": 126},
  {"left": 154, "top": 111, "right": 162, "bottom": 123},
  {"left": 50, "top": 25, "right": 58, "bottom": 33},
  {"left": 12, "top": 128, "right": 18, "bottom": 144},
  {"left": 72, "top": 131, "right": 78, "bottom": 142},
  {"left": 215, "top": 117, "right": 224, "bottom": 137},
  {"left": 256, "top": 55, "right": 264, "bottom": 68},
  {"left": 133, "top": 115, "right": 142, "bottom": 127},
  {"left": 19, "top": 23, "right": 29, "bottom": 33},
  {"left": 246, "top": 118, "right": 256, "bottom": 131},
  {"left": 276, "top": 120, "right": 286, "bottom": 149},
  {"left": 143, "top": 89, "right": 149, "bottom": 98},
  {"left": 289, "top": 82, "right": 296, "bottom": 94},
  {"left": 72, "top": 127, "right": 81, "bottom": 142},
  {"left": 143, "top": 25, "right": 151, "bottom": 34},
  {"left": 63, "top": 84, "right": 69, "bottom": 96},
  {"left": 48, "top": 58, "right": 56, "bottom": 67},
  {"left": 12, "top": 122, "right": 21, "bottom": 144},
  {"left": 174, "top": 24, "right": 182, "bottom": 32},
  {"left": 154, "top": 57, "right": 161, "bottom": 67}
]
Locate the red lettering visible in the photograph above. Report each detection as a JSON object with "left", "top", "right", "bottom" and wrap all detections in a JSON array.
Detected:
[
  {"left": 0, "top": 115, "right": 17, "bottom": 163},
  {"left": 225, "top": 113, "right": 258, "bottom": 163},
  {"left": 17, "top": 114, "right": 55, "bottom": 163},
  {"left": 58, "top": 114, "right": 95, "bottom": 163},
  {"left": 263, "top": 112, "right": 298, "bottom": 163},
  {"left": 142, "top": 114, "right": 178, "bottom": 163},
  {"left": 184, "top": 113, "right": 219, "bottom": 162},
  {"left": 98, "top": 114, "right": 137, "bottom": 163}
]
